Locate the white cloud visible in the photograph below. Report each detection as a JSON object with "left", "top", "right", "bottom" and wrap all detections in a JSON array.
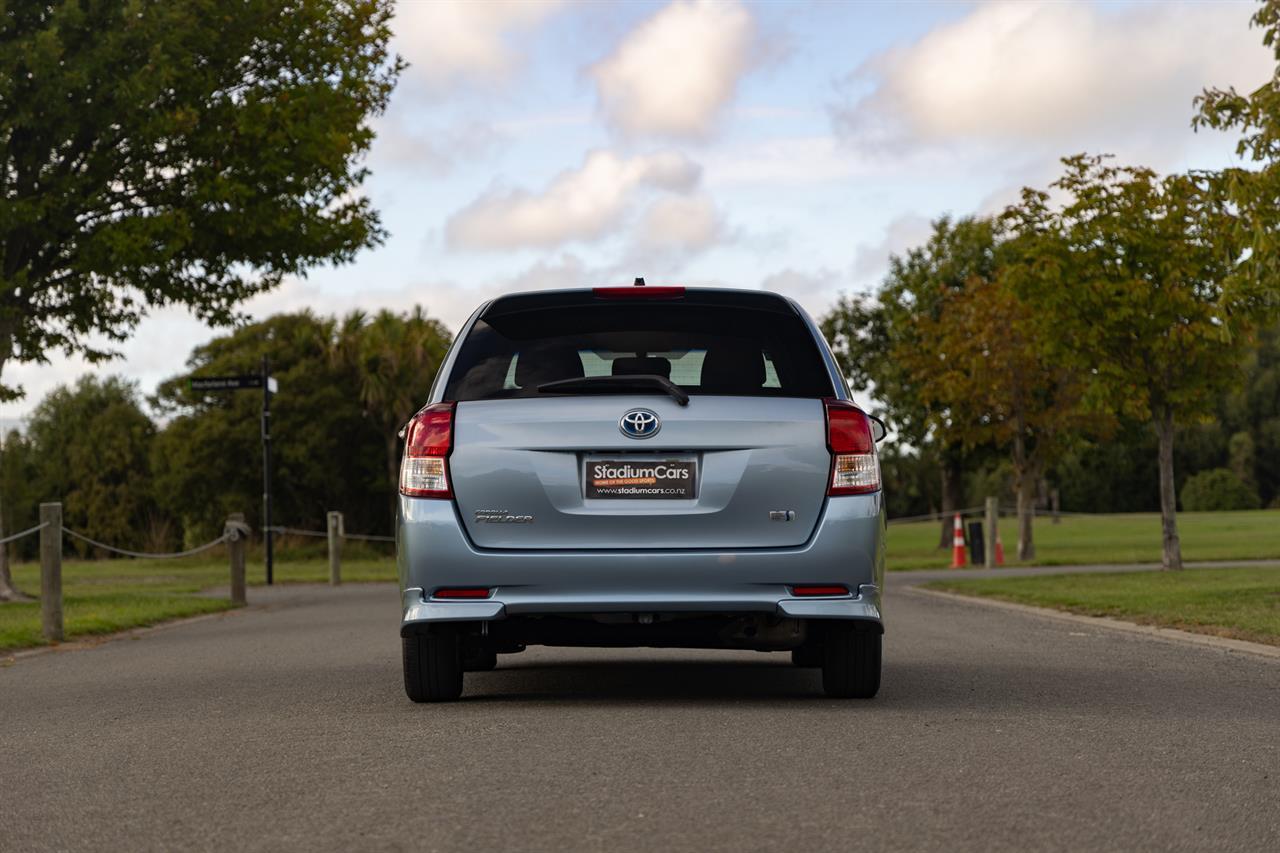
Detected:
[
  {"left": 445, "top": 149, "right": 701, "bottom": 250},
  {"left": 851, "top": 213, "right": 933, "bottom": 283},
  {"left": 393, "top": 0, "right": 566, "bottom": 91},
  {"left": 372, "top": 117, "right": 506, "bottom": 175},
  {"left": 590, "top": 0, "right": 757, "bottom": 139},
  {"left": 759, "top": 268, "right": 843, "bottom": 317},
  {"left": 835, "top": 1, "right": 1272, "bottom": 147},
  {"left": 703, "top": 135, "right": 957, "bottom": 187},
  {"left": 636, "top": 193, "right": 724, "bottom": 251}
]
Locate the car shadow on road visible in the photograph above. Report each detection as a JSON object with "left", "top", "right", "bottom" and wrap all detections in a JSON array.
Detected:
[
  {"left": 461, "top": 658, "right": 826, "bottom": 703},
  {"left": 445, "top": 655, "right": 1276, "bottom": 718}
]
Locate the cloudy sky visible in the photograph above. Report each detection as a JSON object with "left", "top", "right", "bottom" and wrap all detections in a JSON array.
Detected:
[{"left": 7, "top": 0, "right": 1273, "bottom": 425}]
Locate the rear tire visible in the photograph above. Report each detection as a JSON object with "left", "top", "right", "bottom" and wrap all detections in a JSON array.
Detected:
[
  {"left": 821, "top": 623, "right": 881, "bottom": 699},
  {"left": 403, "top": 629, "right": 463, "bottom": 702}
]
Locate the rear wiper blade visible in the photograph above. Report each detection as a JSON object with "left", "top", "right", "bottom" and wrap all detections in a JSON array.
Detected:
[{"left": 537, "top": 374, "right": 690, "bottom": 407}]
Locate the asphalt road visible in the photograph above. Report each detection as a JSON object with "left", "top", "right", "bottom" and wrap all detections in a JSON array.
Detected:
[{"left": 2, "top": 575, "right": 1277, "bottom": 853}]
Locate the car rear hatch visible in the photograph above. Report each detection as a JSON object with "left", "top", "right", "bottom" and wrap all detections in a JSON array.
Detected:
[{"left": 440, "top": 287, "right": 839, "bottom": 550}]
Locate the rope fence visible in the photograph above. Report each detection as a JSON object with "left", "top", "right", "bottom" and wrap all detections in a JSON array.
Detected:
[
  {"left": 0, "top": 520, "right": 49, "bottom": 546},
  {"left": 18, "top": 503, "right": 389, "bottom": 643},
  {"left": 61, "top": 527, "right": 233, "bottom": 560},
  {"left": 266, "top": 525, "right": 394, "bottom": 543}
]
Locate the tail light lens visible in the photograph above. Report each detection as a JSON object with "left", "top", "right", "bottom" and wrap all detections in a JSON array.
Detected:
[
  {"left": 400, "top": 402, "right": 454, "bottom": 498},
  {"left": 824, "top": 399, "right": 880, "bottom": 495}
]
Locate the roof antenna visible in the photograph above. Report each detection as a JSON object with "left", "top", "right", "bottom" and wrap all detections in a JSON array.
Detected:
[{"left": 634, "top": 276, "right": 645, "bottom": 287}]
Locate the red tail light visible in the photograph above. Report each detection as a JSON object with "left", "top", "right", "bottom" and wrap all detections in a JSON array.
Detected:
[
  {"left": 791, "top": 584, "right": 850, "bottom": 597},
  {"left": 592, "top": 286, "right": 685, "bottom": 299},
  {"left": 824, "top": 399, "right": 880, "bottom": 495},
  {"left": 432, "top": 587, "right": 491, "bottom": 599},
  {"left": 400, "top": 402, "right": 454, "bottom": 498}
]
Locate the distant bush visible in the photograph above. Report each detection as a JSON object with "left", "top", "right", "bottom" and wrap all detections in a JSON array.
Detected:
[{"left": 1181, "top": 468, "right": 1261, "bottom": 512}]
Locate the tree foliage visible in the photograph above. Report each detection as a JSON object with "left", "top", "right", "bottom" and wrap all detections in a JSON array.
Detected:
[
  {"left": 823, "top": 217, "right": 1000, "bottom": 540},
  {"left": 332, "top": 307, "right": 452, "bottom": 520},
  {"left": 26, "top": 376, "right": 156, "bottom": 554},
  {"left": 1195, "top": 0, "right": 1280, "bottom": 314},
  {"left": 0, "top": 0, "right": 402, "bottom": 399},
  {"left": 1001, "top": 156, "right": 1263, "bottom": 569},
  {"left": 152, "top": 312, "right": 388, "bottom": 544},
  {"left": 900, "top": 236, "right": 1099, "bottom": 559}
]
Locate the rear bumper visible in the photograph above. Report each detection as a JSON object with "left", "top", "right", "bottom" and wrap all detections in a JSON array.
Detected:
[
  {"left": 399, "top": 584, "right": 882, "bottom": 635},
  {"left": 397, "top": 493, "right": 886, "bottom": 634}
]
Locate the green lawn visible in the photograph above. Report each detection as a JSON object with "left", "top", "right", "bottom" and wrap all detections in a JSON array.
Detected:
[
  {"left": 0, "top": 542, "right": 397, "bottom": 652},
  {"left": 887, "top": 509, "right": 1280, "bottom": 570},
  {"left": 923, "top": 566, "right": 1280, "bottom": 646}
]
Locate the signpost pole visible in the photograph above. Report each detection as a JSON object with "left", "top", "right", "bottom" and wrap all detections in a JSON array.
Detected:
[{"left": 262, "top": 355, "right": 274, "bottom": 585}]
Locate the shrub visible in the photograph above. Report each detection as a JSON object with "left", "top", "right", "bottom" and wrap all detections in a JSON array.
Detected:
[{"left": 1181, "top": 468, "right": 1262, "bottom": 512}]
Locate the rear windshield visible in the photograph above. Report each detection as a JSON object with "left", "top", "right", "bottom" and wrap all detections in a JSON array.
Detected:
[{"left": 443, "top": 298, "right": 836, "bottom": 401}]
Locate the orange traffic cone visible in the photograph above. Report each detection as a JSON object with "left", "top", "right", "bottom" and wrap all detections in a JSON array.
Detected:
[
  {"left": 994, "top": 527, "right": 1005, "bottom": 566},
  {"left": 949, "top": 513, "right": 966, "bottom": 569}
]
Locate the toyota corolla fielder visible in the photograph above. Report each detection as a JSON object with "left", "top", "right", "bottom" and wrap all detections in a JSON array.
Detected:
[{"left": 397, "top": 284, "right": 886, "bottom": 701}]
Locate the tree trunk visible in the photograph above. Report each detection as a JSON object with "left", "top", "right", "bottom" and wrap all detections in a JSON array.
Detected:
[
  {"left": 937, "top": 455, "right": 963, "bottom": 549},
  {"left": 0, "top": 497, "right": 19, "bottom": 602},
  {"left": 1155, "top": 407, "right": 1182, "bottom": 570},
  {"left": 0, "top": 418, "right": 21, "bottom": 602},
  {"left": 1012, "top": 432, "right": 1036, "bottom": 562},
  {"left": 1015, "top": 469, "right": 1036, "bottom": 562}
]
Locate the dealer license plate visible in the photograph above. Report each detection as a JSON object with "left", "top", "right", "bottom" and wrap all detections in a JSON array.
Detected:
[{"left": 585, "top": 458, "right": 697, "bottom": 500}]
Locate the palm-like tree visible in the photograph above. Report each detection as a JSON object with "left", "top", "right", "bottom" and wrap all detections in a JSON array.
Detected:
[{"left": 333, "top": 307, "right": 452, "bottom": 522}]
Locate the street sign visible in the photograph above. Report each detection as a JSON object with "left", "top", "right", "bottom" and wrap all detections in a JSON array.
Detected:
[
  {"left": 187, "top": 364, "right": 279, "bottom": 585},
  {"left": 190, "top": 375, "right": 263, "bottom": 391}
]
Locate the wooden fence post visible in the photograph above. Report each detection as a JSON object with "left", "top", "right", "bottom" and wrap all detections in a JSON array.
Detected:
[
  {"left": 39, "top": 502, "right": 63, "bottom": 642},
  {"left": 327, "top": 511, "right": 342, "bottom": 586},
  {"left": 227, "top": 513, "right": 247, "bottom": 606},
  {"left": 984, "top": 496, "right": 998, "bottom": 570}
]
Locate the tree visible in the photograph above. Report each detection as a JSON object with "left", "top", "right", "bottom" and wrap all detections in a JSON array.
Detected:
[
  {"left": 1003, "top": 156, "right": 1257, "bottom": 569},
  {"left": 901, "top": 259, "right": 1099, "bottom": 560},
  {"left": 0, "top": 0, "right": 401, "bottom": 400},
  {"left": 0, "top": 428, "right": 38, "bottom": 599},
  {"left": 333, "top": 307, "right": 452, "bottom": 522},
  {"left": 823, "top": 217, "right": 1001, "bottom": 543},
  {"left": 152, "top": 312, "right": 388, "bottom": 542},
  {"left": 25, "top": 376, "right": 157, "bottom": 556},
  {"left": 1195, "top": 0, "right": 1280, "bottom": 312}
]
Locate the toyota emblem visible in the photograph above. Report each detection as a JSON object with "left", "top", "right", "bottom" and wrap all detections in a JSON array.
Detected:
[{"left": 619, "top": 409, "right": 661, "bottom": 439}]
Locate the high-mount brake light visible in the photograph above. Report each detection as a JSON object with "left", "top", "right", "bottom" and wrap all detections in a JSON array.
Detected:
[
  {"left": 824, "top": 399, "right": 881, "bottom": 496},
  {"left": 592, "top": 286, "right": 686, "bottom": 299},
  {"left": 432, "top": 587, "right": 492, "bottom": 599},
  {"left": 399, "top": 402, "right": 455, "bottom": 499},
  {"left": 791, "top": 585, "right": 850, "bottom": 597}
]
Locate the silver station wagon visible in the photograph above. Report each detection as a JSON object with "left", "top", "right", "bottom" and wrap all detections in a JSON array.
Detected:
[{"left": 397, "top": 283, "right": 886, "bottom": 701}]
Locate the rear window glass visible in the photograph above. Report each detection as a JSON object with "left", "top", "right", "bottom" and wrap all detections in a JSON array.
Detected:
[{"left": 443, "top": 301, "right": 834, "bottom": 401}]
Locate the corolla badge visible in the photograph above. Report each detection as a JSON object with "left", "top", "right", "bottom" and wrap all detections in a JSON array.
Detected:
[{"left": 619, "top": 408, "right": 661, "bottom": 439}]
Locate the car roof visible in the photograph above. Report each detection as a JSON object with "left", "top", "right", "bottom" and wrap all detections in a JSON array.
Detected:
[{"left": 483, "top": 287, "right": 802, "bottom": 317}]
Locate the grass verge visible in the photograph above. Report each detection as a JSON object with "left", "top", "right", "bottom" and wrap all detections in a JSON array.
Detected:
[
  {"left": 886, "top": 509, "right": 1280, "bottom": 570},
  {"left": 0, "top": 542, "right": 396, "bottom": 652},
  {"left": 923, "top": 566, "right": 1280, "bottom": 646}
]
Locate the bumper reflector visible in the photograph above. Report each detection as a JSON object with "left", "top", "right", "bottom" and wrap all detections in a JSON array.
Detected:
[
  {"left": 791, "top": 585, "right": 850, "bottom": 597},
  {"left": 432, "top": 588, "right": 493, "bottom": 599}
]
